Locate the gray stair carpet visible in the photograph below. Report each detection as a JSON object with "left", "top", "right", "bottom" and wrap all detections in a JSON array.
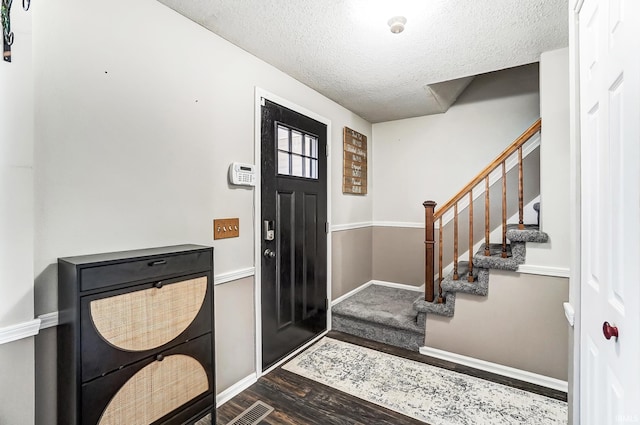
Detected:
[
  {"left": 331, "top": 225, "right": 548, "bottom": 350},
  {"left": 332, "top": 284, "right": 425, "bottom": 351},
  {"left": 413, "top": 261, "right": 490, "bottom": 319},
  {"left": 418, "top": 225, "right": 548, "bottom": 318}
]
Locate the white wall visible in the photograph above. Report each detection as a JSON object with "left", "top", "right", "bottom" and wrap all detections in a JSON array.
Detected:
[
  {"left": 523, "top": 48, "right": 570, "bottom": 270},
  {"left": 0, "top": 5, "right": 35, "bottom": 424},
  {"left": 372, "top": 64, "right": 540, "bottom": 225},
  {"left": 0, "top": 5, "right": 34, "bottom": 327},
  {"left": 33, "top": 0, "right": 371, "bottom": 296}
]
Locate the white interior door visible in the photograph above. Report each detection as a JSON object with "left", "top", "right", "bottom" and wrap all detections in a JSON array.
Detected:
[{"left": 579, "top": 0, "right": 640, "bottom": 423}]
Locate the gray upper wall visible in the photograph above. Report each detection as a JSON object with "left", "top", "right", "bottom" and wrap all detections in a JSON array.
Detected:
[{"left": 372, "top": 64, "right": 541, "bottom": 225}]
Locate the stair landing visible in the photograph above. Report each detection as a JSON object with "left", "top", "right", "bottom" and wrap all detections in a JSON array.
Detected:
[{"left": 331, "top": 285, "right": 424, "bottom": 351}]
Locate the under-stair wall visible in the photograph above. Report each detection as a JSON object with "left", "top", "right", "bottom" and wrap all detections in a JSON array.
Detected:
[{"left": 425, "top": 270, "right": 569, "bottom": 381}]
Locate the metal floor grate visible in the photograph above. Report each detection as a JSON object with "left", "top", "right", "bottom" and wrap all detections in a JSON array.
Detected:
[{"left": 227, "top": 400, "right": 274, "bottom": 425}]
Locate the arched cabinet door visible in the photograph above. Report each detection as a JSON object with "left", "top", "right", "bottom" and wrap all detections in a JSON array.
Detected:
[
  {"left": 80, "top": 273, "right": 213, "bottom": 383},
  {"left": 90, "top": 276, "right": 208, "bottom": 351},
  {"left": 82, "top": 334, "right": 214, "bottom": 425}
]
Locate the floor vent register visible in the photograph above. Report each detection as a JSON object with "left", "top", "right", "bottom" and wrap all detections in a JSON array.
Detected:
[{"left": 227, "top": 401, "right": 274, "bottom": 425}]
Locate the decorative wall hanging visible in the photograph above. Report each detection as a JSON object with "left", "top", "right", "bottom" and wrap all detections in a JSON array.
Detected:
[
  {"left": 2, "top": 0, "right": 28, "bottom": 62},
  {"left": 342, "top": 127, "right": 368, "bottom": 195},
  {"left": 2, "top": 0, "right": 13, "bottom": 62}
]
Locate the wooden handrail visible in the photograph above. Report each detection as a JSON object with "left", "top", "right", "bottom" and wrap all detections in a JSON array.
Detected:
[
  {"left": 433, "top": 118, "right": 541, "bottom": 220},
  {"left": 423, "top": 118, "right": 541, "bottom": 303}
]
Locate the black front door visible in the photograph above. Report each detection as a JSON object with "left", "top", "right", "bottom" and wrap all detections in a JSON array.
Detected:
[{"left": 260, "top": 99, "right": 327, "bottom": 370}]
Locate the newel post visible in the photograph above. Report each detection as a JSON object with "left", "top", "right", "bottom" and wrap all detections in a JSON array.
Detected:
[{"left": 423, "top": 201, "right": 437, "bottom": 302}]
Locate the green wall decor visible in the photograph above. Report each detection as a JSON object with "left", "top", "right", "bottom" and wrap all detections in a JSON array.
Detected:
[{"left": 2, "top": 0, "right": 13, "bottom": 62}]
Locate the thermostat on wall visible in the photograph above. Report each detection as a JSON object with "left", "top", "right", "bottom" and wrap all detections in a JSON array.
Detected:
[{"left": 229, "top": 162, "right": 256, "bottom": 187}]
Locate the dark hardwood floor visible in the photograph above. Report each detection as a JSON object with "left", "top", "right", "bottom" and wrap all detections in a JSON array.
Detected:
[{"left": 216, "top": 331, "right": 567, "bottom": 425}]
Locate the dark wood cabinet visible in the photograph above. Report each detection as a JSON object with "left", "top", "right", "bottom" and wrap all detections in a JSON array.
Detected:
[{"left": 58, "top": 245, "right": 215, "bottom": 425}]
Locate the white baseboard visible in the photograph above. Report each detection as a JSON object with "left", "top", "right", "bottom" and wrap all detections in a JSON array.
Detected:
[
  {"left": 331, "top": 280, "right": 423, "bottom": 307},
  {"left": 0, "top": 319, "right": 41, "bottom": 345},
  {"left": 331, "top": 281, "right": 374, "bottom": 306},
  {"left": 216, "top": 373, "right": 258, "bottom": 407},
  {"left": 371, "top": 280, "right": 424, "bottom": 292},
  {"left": 419, "top": 345, "right": 568, "bottom": 393},
  {"left": 517, "top": 265, "right": 570, "bottom": 278}
]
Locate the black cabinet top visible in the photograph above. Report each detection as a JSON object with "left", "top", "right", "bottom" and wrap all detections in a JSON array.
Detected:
[{"left": 59, "top": 244, "right": 212, "bottom": 266}]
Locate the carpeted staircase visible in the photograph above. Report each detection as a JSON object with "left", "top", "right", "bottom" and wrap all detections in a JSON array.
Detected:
[{"left": 331, "top": 224, "right": 548, "bottom": 351}]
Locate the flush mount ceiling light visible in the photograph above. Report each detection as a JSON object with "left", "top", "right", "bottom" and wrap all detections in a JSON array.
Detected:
[{"left": 387, "top": 16, "right": 407, "bottom": 34}]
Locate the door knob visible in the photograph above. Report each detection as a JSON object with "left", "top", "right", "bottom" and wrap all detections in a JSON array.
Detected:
[
  {"left": 602, "top": 321, "right": 619, "bottom": 340},
  {"left": 263, "top": 249, "right": 276, "bottom": 259}
]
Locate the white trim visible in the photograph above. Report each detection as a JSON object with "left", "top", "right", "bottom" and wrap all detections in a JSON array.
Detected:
[
  {"left": 331, "top": 222, "right": 373, "bottom": 232},
  {"left": 261, "top": 330, "right": 328, "bottom": 376},
  {"left": 216, "top": 373, "right": 258, "bottom": 407},
  {"left": 563, "top": 302, "right": 575, "bottom": 327},
  {"left": 372, "top": 221, "right": 424, "bottom": 229},
  {"left": 329, "top": 133, "right": 538, "bottom": 233},
  {"left": 438, "top": 134, "right": 541, "bottom": 227},
  {"left": 331, "top": 221, "right": 426, "bottom": 232},
  {"left": 214, "top": 267, "right": 255, "bottom": 285},
  {"left": 568, "top": 2, "right": 582, "bottom": 422},
  {"left": 419, "top": 345, "right": 568, "bottom": 393},
  {"left": 573, "top": 0, "right": 584, "bottom": 13},
  {"left": 0, "top": 319, "right": 41, "bottom": 345},
  {"left": 38, "top": 312, "right": 59, "bottom": 330},
  {"left": 254, "top": 87, "right": 332, "bottom": 376},
  {"left": 4, "top": 268, "right": 256, "bottom": 344},
  {"left": 516, "top": 265, "right": 571, "bottom": 278},
  {"left": 254, "top": 89, "right": 263, "bottom": 375}
]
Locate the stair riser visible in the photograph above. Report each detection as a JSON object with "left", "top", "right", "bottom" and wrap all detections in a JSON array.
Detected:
[{"left": 333, "top": 315, "right": 424, "bottom": 352}]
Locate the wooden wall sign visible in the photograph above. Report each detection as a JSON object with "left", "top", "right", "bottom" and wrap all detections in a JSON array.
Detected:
[{"left": 343, "top": 127, "right": 367, "bottom": 195}]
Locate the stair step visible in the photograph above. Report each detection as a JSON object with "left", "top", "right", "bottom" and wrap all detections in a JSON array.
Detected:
[
  {"left": 441, "top": 264, "right": 489, "bottom": 296},
  {"left": 473, "top": 242, "right": 526, "bottom": 271},
  {"left": 444, "top": 260, "right": 478, "bottom": 282},
  {"left": 413, "top": 292, "right": 456, "bottom": 318},
  {"left": 506, "top": 224, "right": 549, "bottom": 243}
]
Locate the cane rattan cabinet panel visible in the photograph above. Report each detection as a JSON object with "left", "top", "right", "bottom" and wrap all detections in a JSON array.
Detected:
[{"left": 58, "top": 245, "right": 215, "bottom": 425}]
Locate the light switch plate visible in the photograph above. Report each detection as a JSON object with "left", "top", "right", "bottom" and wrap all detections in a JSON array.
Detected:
[{"left": 213, "top": 218, "right": 240, "bottom": 240}]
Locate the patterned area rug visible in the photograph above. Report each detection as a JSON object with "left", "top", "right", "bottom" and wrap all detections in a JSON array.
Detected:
[{"left": 283, "top": 338, "right": 567, "bottom": 425}]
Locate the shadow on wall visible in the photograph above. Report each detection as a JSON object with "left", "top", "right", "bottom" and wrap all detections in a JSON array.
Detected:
[
  {"left": 0, "top": 291, "right": 34, "bottom": 328},
  {"left": 455, "top": 63, "right": 540, "bottom": 105},
  {"left": 435, "top": 147, "right": 540, "bottom": 271},
  {"left": 34, "top": 263, "right": 58, "bottom": 425}
]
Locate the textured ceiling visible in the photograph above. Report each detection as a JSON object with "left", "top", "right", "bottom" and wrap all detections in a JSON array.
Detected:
[{"left": 158, "top": 0, "right": 568, "bottom": 123}]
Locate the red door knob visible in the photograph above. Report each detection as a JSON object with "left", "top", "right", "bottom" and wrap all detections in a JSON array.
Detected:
[{"left": 603, "top": 322, "right": 619, "bottom": 340}]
